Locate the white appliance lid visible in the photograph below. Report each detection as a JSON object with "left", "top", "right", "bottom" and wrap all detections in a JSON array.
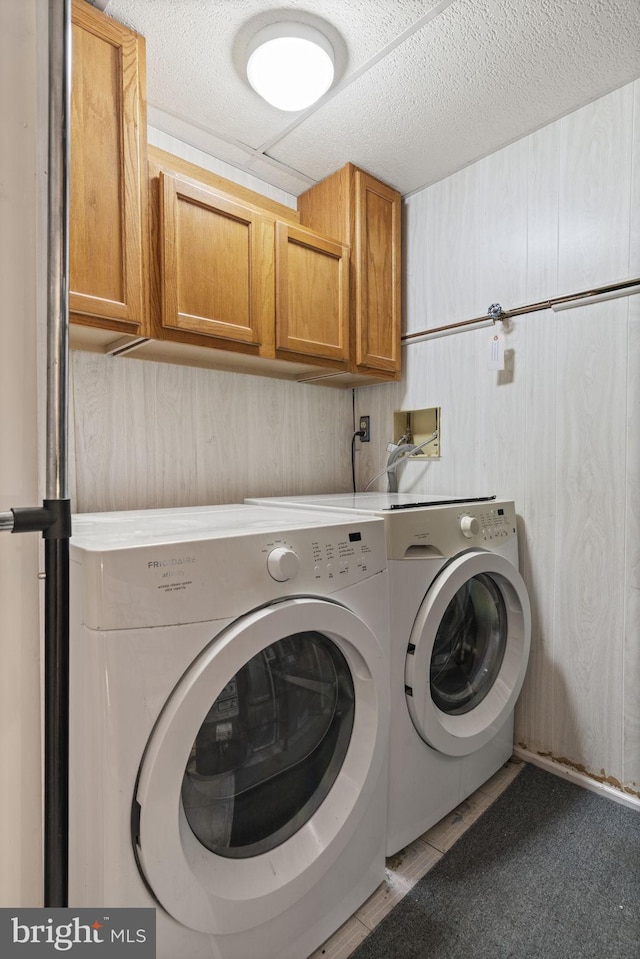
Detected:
[
  {"left": 70, "top": 503, "right": 383, "bottom": 551},
  {"left": 246, "top": 493, "right": 496, "bottom": 514}
]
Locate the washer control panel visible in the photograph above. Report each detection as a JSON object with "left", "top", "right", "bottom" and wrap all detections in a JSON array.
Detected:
[
  {"left": 385, "top": 500, "right": 517, "bottom": 560},
  {"left": 71, "top": 507, "right": 387, "bottom": 630},
  {"left": 261, "top": 525, "right": 382, "bottom": 587},
  {"left": 476, "top": 504, "right": 514, "bottom": 542}
]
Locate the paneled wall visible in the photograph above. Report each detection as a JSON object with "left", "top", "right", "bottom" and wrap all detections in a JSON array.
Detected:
[
  {"left": 355, "top": 79, "right": 640, "bottom": 795},
  {"left": 71, "top": 352, "right": 354, "bottom": 511}
]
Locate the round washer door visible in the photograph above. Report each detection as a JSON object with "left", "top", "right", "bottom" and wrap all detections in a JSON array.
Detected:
[
  {"left": 405, "top": 550, "right": 531, "bottom": 757},
  {"left": 134, "top": 596, "right": 387, "bottom": 935}
]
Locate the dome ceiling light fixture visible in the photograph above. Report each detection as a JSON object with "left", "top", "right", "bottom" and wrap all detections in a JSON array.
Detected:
[{"left": 246, "top": 22, "right": 335, "bottom": 112}]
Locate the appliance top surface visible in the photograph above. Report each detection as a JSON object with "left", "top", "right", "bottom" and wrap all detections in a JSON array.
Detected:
[
  {"left": 70, "top": 503, "right": 383, "bottom": 551},
  {"left": 246, "top": 492, "right": 497, "bottom": 514}
]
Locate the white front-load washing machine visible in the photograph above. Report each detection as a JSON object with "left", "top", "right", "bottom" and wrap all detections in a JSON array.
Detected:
[
  {"left": 68, "top": 504, "right": 390, "bottom": 959},
  {"left": 246, "top": 494, "right": 531, "bottom": 856}
]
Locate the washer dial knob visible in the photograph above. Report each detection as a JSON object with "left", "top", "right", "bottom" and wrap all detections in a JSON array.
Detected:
[
  {"left": 460, "top": 515, "right": 480, "bottom": 538},
  {"left": 267, "top": 547, "right": 300, "bottom": 582}
]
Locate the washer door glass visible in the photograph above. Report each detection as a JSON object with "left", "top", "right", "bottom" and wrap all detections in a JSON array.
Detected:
[
  {"left": 430, "top": 572, "right": 507, "bottom": 715},
  {"left": 405, "top": 550, "right": 531, "bottom": 757},
  {"left": 181, "top": 631, "right": 354, "bottom": 858}
]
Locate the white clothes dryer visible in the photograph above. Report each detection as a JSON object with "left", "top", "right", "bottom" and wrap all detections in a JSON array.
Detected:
[
  {"left": 246, "top": 494, "right": 531, "bottom": 857},
  {"left": 68, "top": 504, "right": 390, "bottom": 959}
]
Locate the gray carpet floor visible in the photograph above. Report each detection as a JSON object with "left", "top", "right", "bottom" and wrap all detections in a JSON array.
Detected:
[{"left": 351, "top": 764, "right": 640, "bottom": 959}]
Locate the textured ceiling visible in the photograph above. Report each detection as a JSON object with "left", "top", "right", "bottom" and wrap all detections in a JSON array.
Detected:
[{"left": 97, "top": 0, "right": 640, "bottom": 196}]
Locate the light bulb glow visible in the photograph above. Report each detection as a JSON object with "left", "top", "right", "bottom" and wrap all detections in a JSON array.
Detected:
[{"left": 247, "top": 24, "right": 334, "bottom": 112}]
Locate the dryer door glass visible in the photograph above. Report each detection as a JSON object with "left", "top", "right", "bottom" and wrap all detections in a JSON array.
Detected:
[
  {"left": 181, "top": 631, "right": 355, "bottom": 858},
  {"left": 430, "top": 572, "right": 507, "bottom": 715}
]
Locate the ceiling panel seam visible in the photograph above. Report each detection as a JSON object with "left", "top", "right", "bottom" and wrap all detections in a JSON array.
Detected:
[{"left": 255, "top": 0, "right": 458, "bottom": 158}]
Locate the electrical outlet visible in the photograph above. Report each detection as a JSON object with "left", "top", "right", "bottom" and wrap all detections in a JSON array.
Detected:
[{"left": 359, "top": 416, "right": 370, "bottom": 442}]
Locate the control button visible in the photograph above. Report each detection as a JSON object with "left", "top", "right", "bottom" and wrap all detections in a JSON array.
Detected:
[
  {"left": 460, "top": 515, "right": 480, "bottom": 538},
  {"left": 267, "top": 547, "right": 300, "bottom": 582}
]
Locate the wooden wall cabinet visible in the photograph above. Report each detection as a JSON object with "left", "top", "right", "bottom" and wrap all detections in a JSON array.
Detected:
[
  {"left": 298, "top": 163, "right": 402, "bottom": 380},
  {"left": 147, "top": 149, "right": 351, "bottom": 378},
  {"left": 70, "top": 0, "right": 148, "bottom": 339}
]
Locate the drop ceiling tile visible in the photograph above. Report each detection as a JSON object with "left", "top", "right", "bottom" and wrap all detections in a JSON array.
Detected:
[
  {"left": 99, "top": 0, "right": 640, "bottom": 197},
  {"left": 267, "top": 0, "right": 640, "bottom": 193}
]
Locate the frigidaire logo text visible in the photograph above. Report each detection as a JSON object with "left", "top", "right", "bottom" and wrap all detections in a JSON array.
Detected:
[
  {"left": 11, "top": 916, "right": 147, "bottom": 951},
  {"left": 147, "top": 555, "right": 196, "bottom": 569}
]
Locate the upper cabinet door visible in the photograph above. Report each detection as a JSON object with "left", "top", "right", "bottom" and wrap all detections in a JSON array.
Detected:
[
  {"left": 353, "top": 170, "right": 401, "bottom": 375},
  {"left": 158, "top": 173, "right": 273, "bottom": 347},
  {"left": 297, "top": 164, "right": 402, "bottom": 381},
  {"left": 275, "top": 222, "right": 350, "bottom": 365},
  {"left": 70, "top": 0, "right": 147, "bottom": 333}
]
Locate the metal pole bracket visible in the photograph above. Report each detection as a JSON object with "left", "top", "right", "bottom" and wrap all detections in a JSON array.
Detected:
[{"left": 10, "top": 499, "right": 71, "bottom": 539}]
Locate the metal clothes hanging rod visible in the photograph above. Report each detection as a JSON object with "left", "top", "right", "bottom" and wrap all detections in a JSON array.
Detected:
[{"left": 402, "top": 276, "right": 640, "bottom": 345}]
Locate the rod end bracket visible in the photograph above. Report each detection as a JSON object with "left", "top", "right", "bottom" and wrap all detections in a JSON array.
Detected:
[{"left": 11, "top": 499, "right": 71, "bottom": 539}]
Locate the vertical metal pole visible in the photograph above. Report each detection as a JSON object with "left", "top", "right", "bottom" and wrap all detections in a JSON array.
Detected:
[
  {"left": 47, "top": 0, "right": 69, "bottom": 502},
  {"left": 44, "top": 0, "right": 71, "bottom": 908}
]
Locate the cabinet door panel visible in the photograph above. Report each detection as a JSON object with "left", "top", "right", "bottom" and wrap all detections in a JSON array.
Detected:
[
  {"left": 160, "top": 174, "right": 271, "bottom": 346},
  {"left": 354, "top": 171, "right": 401, "bottom": 373},
  {"left": 70, "top": 0, "right": 145, "bottom": 331},
  {"left": 276, "top": 223, "right": 350, "bottom": 363}
]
